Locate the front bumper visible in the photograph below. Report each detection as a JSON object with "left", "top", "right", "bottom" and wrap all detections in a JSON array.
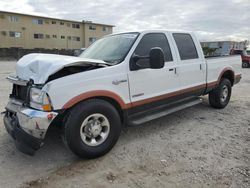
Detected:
[{"left": 3, "top": 99, "right": 58, "bottom": 155}]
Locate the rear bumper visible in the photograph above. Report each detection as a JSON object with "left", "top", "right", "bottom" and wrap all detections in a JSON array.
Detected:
[{"left": 3, "top": 99, "right": 58, "bottom": 155}]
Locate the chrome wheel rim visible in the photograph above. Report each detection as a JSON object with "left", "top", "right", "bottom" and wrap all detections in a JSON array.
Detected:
[
  {"left": 80, "top": 113, "right": 110, "bottom": 146},
  {"left": 220, "top": 85, "right": 228, "bottom": 102}
]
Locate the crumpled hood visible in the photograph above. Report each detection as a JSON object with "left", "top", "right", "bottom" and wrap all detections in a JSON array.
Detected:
[{"left": 16, "top": 53, "right": 107, "bottom": 84}]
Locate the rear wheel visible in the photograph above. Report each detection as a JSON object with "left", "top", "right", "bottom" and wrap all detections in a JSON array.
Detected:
[
  {"left": 209, "top": 78, "right": 232, "bottom": 109},
  {"left": 64, "top": 99, "right": 121, "bottom": 158},
  {"left": 242, "top": 61, "right": 249, "bottom": 68}
]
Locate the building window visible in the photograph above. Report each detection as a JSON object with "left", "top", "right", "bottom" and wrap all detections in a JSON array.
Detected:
[
  {"left": 45, "top": 34, "right": 50, "bottom": 39},
  {"left": 67, "top": 36, "right": 71, "bottom": 40},
  {"left": 8, "top": 16, "right": 18, "bottom": 22},
  {"left": 89, "top": 37, "right": 97, "bottom": 44},
  {"left": 9, "top": 31, "right": 21, "bottom": 38},
  {"left": 67, "top": 23, "right": 71, "bottom": 27},
  {"left": 34, "top": 33, "right": 44, "bottom": 39},
  {"left": 72, "top": 23, "right": 80, "bottom": 28},
  {"left": 61, "top": 35, "right": 65, "bottom": 39},
  {"left": 89, "top": 25, "right": 96, "bottom": 30},
  {"left": 72, "top": 36, "right": 80, "bottom": 41},
  {"left": 33, "top": 19, "right": 43, "bottom": 25},
  {"left": 60, "top": 21, "right": 64, "bottom": 25},
  {"left": 102, "top": 26, "right": 108, "bottom": 32},
  {"left": 52, "top": 21, "right": 56, "bottom": 24},
  {"left": 52, "top": 34, "right": 57, "bottom": 38}
]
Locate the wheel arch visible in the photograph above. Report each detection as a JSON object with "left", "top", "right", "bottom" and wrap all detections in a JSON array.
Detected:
[
  {"left": 62, "top": 90, "right": 131, "bottom": 123},
  {"left": 218, "top": 68, "right": 235, "bottom": 86}
]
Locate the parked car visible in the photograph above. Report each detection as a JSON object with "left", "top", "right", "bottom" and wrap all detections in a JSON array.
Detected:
[
  {"left": 230, "top": 49, "right": 250, "bottom": 68},
  {"left": 3, "top": 30, "right": 241, "bottom": 158},
  {"left": 241, "top": 50, "right": 250, "bottom": 68}
]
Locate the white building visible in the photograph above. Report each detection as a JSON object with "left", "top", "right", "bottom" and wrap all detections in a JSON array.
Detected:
[{"left": 201, "top": 41, "right": 248, "bottom": 56}]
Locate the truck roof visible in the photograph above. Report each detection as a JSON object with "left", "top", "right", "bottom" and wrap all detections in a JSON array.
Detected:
[{"left": 107, "top": 30, "right": 194, "bottom": 37}]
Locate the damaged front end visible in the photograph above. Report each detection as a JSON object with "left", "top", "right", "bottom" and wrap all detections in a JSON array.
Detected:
[
  {"left": 4, "top": 54, "right": 109, "bottom": 155},
  {"left": 4, "top": 76, "right": 58, "bottom": 155}
]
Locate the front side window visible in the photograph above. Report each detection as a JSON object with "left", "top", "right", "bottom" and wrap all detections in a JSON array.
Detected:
[
  {"left": 131, "top": 33, "right": 173, "bottom": 68},
  {"left": 80, "top": 32, "right": 139, "bottom": 65},
  {"left": 173, "top": 33, "right": 198, "bottom": 60}
]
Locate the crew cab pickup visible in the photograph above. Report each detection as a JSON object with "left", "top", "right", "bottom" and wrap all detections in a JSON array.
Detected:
[{"left": 3, "top": 30, "right": 242, "bottom": 158}]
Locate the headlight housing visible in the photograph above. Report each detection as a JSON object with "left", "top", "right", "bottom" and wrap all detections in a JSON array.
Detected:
[{"left": 30, "top": 88, "right": 53, "bottom": 111}]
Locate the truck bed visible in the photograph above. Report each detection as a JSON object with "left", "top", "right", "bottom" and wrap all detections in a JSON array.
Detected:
[{"left": 206, "top": 55, "right": 241, "bottom": 84}]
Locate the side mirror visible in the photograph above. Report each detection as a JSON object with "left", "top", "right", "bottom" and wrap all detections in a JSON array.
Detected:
[
  {"left": 130, "top": 47, "right": 165, "bottom": 70},
  {"left": 149, "top": 47, "right": 165, "bottom": 69}
]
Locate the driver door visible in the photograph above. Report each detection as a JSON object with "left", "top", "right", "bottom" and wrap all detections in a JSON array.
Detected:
[{"left": 128, "top": 32, "right": 180, "bottom": 108}]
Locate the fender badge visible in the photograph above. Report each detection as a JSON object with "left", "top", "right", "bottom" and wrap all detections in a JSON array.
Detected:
[{"left": 112, "top": 79, "right": 127, "bottom": 85}]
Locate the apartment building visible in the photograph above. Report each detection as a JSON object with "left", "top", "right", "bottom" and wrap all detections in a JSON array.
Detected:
[{"left": 0, "top": 11, "right": 114, "bottom": 49}]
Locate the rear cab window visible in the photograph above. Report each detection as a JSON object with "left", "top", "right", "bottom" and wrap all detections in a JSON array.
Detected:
[{"left": 173, "top": 33, "right": 199, "bottom": 60}]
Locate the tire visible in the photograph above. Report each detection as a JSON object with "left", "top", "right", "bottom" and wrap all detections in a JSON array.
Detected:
[
  {"left": 242, "top": 61, "right": 249, "bottom": 68},
  {"left": 209, "top": 78, "right": 232, "bottom": 109},
  {"left": 64, "top": 99, "right": 121, "bottom": 159}
]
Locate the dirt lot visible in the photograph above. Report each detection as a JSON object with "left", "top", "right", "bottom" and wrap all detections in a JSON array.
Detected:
[{"left": 0, "top": 60, "right": 249, "bottom": 188}]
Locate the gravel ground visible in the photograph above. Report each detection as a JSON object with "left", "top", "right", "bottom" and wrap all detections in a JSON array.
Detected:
[{"left": 0, "top": 60, "right": 249, "bottom": 188}]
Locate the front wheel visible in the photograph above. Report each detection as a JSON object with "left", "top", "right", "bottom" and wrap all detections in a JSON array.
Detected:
[
  {"left": 209, "top": 78, "right": 232, "bottom": 109},
  {"left": 64, "top": 99, "right": 121, "bottom": 158}
]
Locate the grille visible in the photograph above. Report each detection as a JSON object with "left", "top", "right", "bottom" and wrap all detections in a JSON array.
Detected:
[{"left": 11, "top": 84, "right": 29, "bottom": 101}]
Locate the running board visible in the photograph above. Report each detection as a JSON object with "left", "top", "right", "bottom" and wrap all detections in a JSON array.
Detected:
[{"left": 128, "top": 98, "right": 202, "bottom": 126}]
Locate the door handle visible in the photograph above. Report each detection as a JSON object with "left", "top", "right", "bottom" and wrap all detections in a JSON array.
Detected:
[
  {"left": 200, "top": 64, "right": 202, "bottom": 70},
  {"left": 169, "top": 68, "right": 177, "bottom": 74}
]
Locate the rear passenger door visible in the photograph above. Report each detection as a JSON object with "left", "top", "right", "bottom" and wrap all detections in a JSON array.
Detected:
[{"left": 172, "top": 33, "right": 206, "bottom": 96}]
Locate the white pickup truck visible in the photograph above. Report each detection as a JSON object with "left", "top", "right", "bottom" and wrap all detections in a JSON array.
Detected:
[{"left": 3, "top": 30, "right": 242, "bottom": 158}]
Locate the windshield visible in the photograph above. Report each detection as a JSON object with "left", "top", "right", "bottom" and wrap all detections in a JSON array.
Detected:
[{"left": 80, "top": 32, "right": 139, "bottom": 64}]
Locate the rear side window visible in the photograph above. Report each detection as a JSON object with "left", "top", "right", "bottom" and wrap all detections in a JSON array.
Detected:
[
  {"left": 173, "top": 33, "right": 198, "bottom": 60},
  {"left": 134, "top": 33, "right": 173, "bottom": 62}
]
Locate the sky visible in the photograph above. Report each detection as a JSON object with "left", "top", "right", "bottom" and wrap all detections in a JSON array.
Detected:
[{"left": 0, "top": 0, "right": 249, "bottom": 42}]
